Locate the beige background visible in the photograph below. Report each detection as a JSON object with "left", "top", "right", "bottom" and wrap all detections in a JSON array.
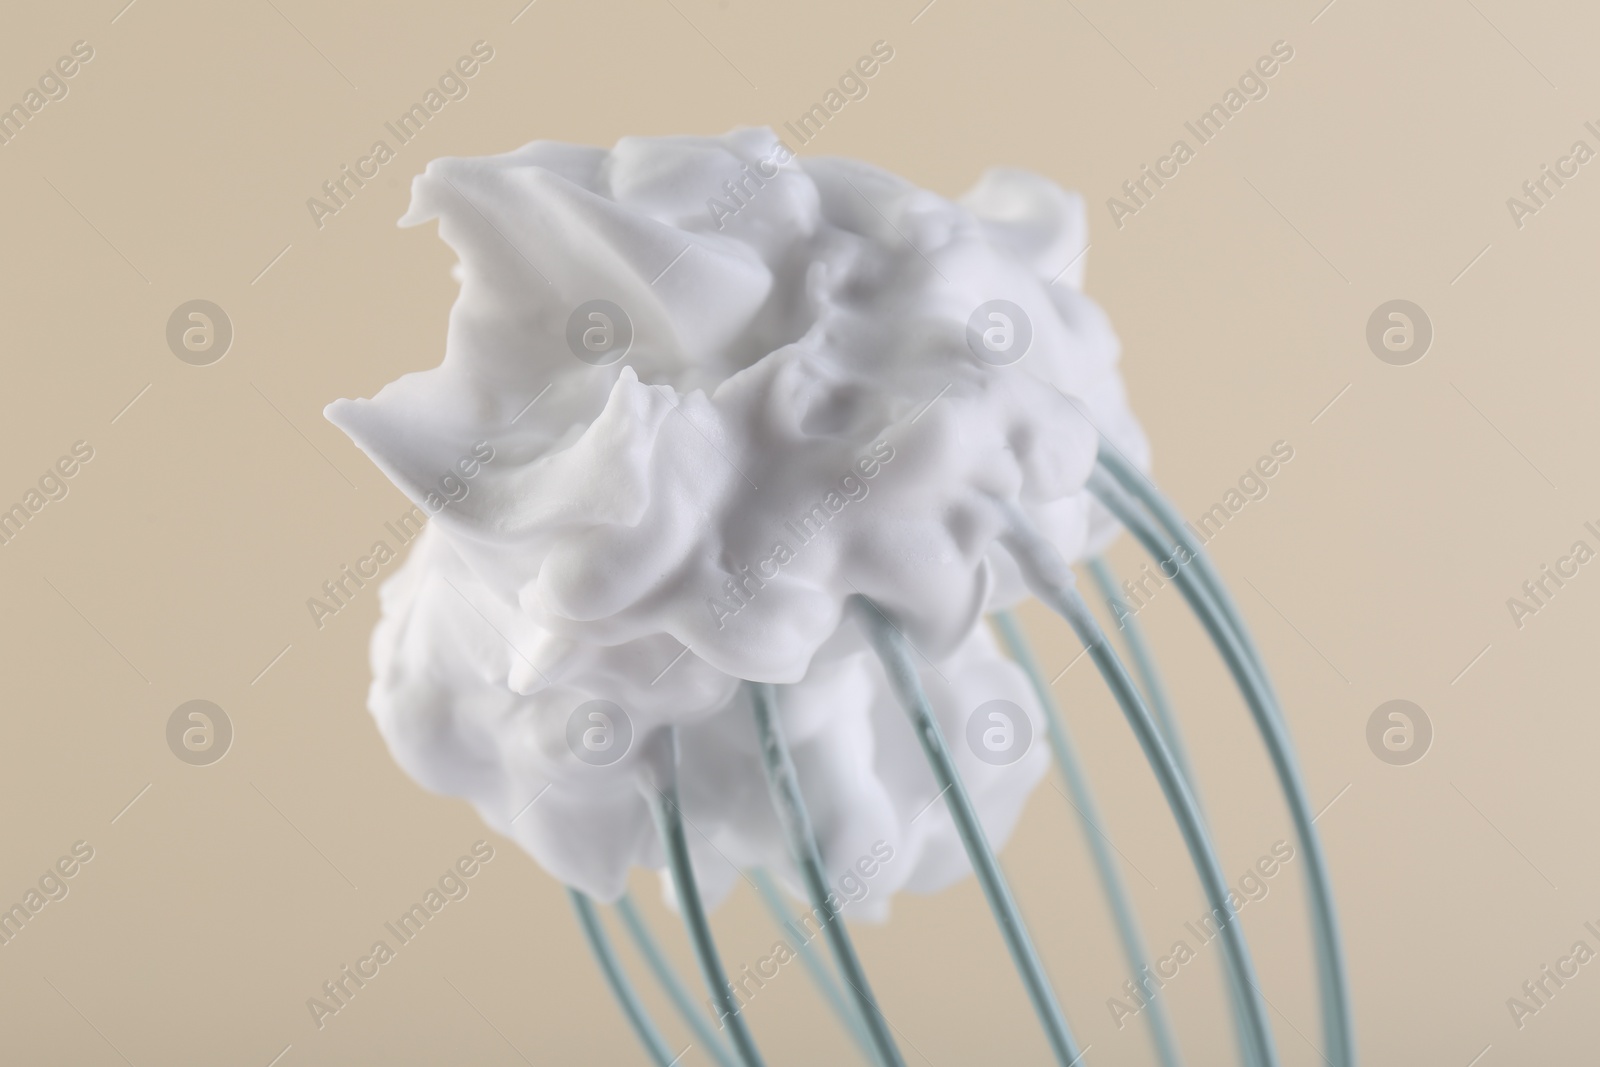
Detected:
[{"left": 1, "top": 0, "right": 1596, "bottom": 1062}]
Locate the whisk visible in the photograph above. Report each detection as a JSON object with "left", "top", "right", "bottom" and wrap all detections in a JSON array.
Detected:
[
  {"left": 555, "top": 455, "right": 1352, "bottom": 1067},
  {"left": 327, "top": 127, "right": 1353, "bottom": 1067}
]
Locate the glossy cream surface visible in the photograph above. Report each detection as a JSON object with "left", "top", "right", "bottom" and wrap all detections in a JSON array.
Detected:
[{"left": 329, "top": 129, "right": 1146, "bottom": 907}]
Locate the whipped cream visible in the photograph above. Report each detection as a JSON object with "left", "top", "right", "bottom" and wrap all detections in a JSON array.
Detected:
[
  {"left": 327, "top": 127, "right": 1146, "bottom": 681},
  {"left": 369, "top": 524, "right": 1048, "bottom": 911},
  {"left": 329, "top": 128, "right": 1146, "bottom": 907}
]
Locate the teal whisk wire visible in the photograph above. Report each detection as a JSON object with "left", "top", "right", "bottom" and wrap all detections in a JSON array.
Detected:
[
  {"left": 1091, "top": 453, "right": 1355, "bottom": 1067},
  {"left": 641, "top": 726, "right": 769, "bottom": 1067},
  {"left": 750, "top": 868, "right": 880, "bottom": 1062},
  {"left": 992, "top": 608, "right": 1186, "bottom": 1067},
  {"left": 1083, "top": 557, "right": 1263, "bottom": 1067},
  {"left": 571, "top": 888, "right": 678, "bottom": 1066},
  {"left": 748, "top": 681, "right": 906, "bottom": 1067},
  {"left": 574, "top": 458, "right": 1351, "bottom": 1066},
  {"left": 614, "top": 892, "right": 741, "bottom": 1067},
  {"left": 1085, "top": 557, "right": 1193, "bottom": 777},
  {"left": 1001, "top": 515, "right": 1280, "bottom": 1067},
  {"left": 855, "top": 596, "right": 1086, "bottom": 1066}
]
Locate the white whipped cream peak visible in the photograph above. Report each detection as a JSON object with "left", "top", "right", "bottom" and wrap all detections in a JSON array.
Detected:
[
  {"left": 329, "top": 128, "right": 1147, "bottom": 906},
  {"left": 327, "top": 126, "right": 1146, "bottom": 682},
  {"left": 369, "top": 525, "right": 1050, "bottom": 912}
]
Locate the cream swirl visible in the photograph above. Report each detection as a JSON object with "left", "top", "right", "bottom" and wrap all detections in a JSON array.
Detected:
[{"left": 326, "top": 127, "right": 1145, "bottom": 683}]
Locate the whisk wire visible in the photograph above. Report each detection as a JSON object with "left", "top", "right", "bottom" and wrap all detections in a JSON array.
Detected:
[
  {"left": 751, "top": 868, "right": 881, "bottom": 1061},
  {"left": 854, "top": 596, "right": 1086, "bottom": 1066},
  {"left": 1001, "top": 516, "right": 1281, "bottom": 1067},
  {"left": 1085, "top": 558, "right": 1194, "bottom": 776},
  {"left": 1082, "top": 560, "right": 1263, "bottom": 1067},
  {"left": 993, "top": 608, "right": 1187, "bottom": 1067},
  {"left": 641, "top": 726, "right": 769, "bottom": 1067},
  {"left": 749, "top": 681, "right": 908, "bottom": 1067},
  {"left": 1090, "top": 456, "right": 1355, "bottom": 1067},
  {"left": 571, "top": 889, "right": 680, "bottom": 1066},
  {"left": 615, "top": 893, "right": 742, "bottom": 1067},
  {"left": 584, "top": 459, "right": 1352, "bottom": 1067}
]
